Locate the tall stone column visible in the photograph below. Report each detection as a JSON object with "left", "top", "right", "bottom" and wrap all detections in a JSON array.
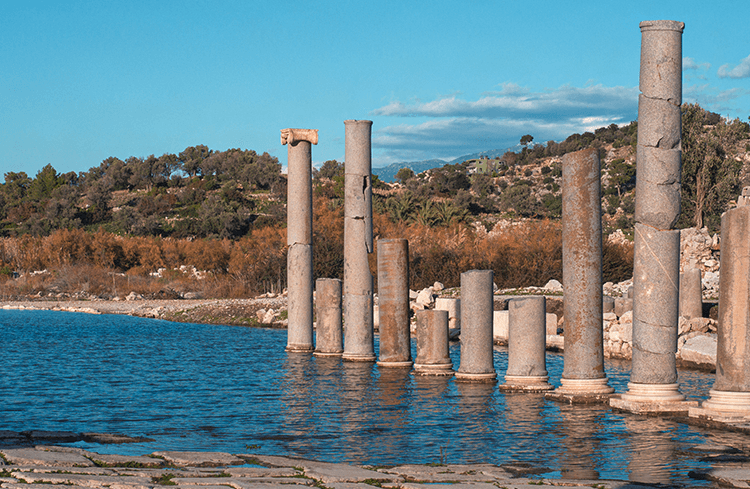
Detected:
[
  {"left": 690, "top": 203, "right": 750, "bottom": 420},
  {"left": 377, "top": 239, "right": 412, "bottom": 367},
  {"left": 679, "top": 268, "right": 703, "bottom": 319},
  {"left": 342, "top": 120, "right": 375, "bottom": 361},
  {"left": 314, "top": 278, "right": 343, "bottom": 357},
  {"left": 455, "top": 270, "right": 496, "bottom": 382},
  {"left": 414, "top": 310, "right": 453, "bottom": 375},
  {"left": 550, "top": 148, "right": 612, "bottom": 401},
  {"left": 501, "top": 296, "right": 552, "bottom": 392},
  {"left": 281, "top": 128, "right": 318, "bottom": 352},
  {"left": 613, "top": 20, "right": 691, "bottom": 412}
]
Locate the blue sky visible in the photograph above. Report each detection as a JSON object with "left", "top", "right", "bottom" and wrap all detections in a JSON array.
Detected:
[{"left": 2, "top": 0, "right": 749, "bottom": 178}]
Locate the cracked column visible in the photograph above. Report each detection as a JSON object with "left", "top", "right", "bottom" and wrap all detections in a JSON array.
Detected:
[
  {"left": 377, "top": 238, "right": 412, "bottom": 367},
  {"left": 456, "top": 270, "right": 496, "bottom": 382},
  {"left": 281, "top": 128, "right": 318, "bottom": 352},
  {"left": 549, "top": 148, "right": 613, "bottom": 401},
  {"left": 613, "top": 20, "right": 689, "bottom": 411},
  {"left": 342, "top": 120, "right": 376, "bottom": 361},
  {"left": 414, "top": 310, "right": 453, "bottom": 375},
  {"left": 690, "top": 201, "right": 750, "bottom": 420},
  {"left": 501, "top": 296, "right": 552, "bottom": 392},
  {"left": 314, "top": 278, "right": 343, "bottom": 357},
  {"left": 679, "top": 268, "right": 703, "bottom": 319}
]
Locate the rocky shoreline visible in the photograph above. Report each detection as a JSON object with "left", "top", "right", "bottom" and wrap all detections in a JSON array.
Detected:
[{"left": 0, "top": 441, "right": 743, "bottom": 488}]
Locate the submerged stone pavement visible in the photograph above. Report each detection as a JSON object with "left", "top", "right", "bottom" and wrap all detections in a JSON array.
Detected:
[{"left": 1, "top": 444, "right": 750, "bottom": 489}]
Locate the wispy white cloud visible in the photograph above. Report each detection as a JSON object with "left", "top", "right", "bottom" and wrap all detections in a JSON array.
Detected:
[
  {"left": 370, "top": 83, "right": 638, "bottom": 165},
  {"left": 684, "top": 84, "right": 750, "bottom": 113},
  {"left": 718, "top": 54, "right": 750, "bottom": 79},
  {"left": 683, "top": 57, "right": 710, "bottom": 71}
]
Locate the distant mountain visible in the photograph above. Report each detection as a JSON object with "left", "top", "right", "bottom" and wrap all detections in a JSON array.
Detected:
[{"left": 373, "top": 146, "right": 524, "bottom": 182}]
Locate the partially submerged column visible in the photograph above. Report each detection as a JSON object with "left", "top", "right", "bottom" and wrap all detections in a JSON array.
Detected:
[
  {"left": 414, "top": 310, "right": 453, "bottom": 375},
  {"left": 455, "top": 270, "right": 496, "bottom": 382},
  {"left": 613, "top": 20, "right": 689, "bottom": 411},
  {"left": 679, "top": 268, "right": 703, "bottom": 319},
  {"left": 342, "top": 120, "right": 375, "bottom": 361},
  {"left": 377, "top": 239, "right": 412, "bottom": 367},
  {"left": 501, "top": 296, "right": 551, "bottom": 392},
  {"left": 690, "top": 202, "right": 750, "bottom": 420},
  {"left": 281, "top": 128, "right": 318, "bottom": 352},
  {"left": 314, "top": 278, "right": 343, "bottom": 357},
  {"left": 550, "top": 148, "right": 612, "bottom": 401}
]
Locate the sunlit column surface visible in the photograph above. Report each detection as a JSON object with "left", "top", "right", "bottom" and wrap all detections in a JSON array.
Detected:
[
  {"left": 455, "top": 270, "right": 496, "bottom": 382},
  {"left": 377, "top": 239, "right": 412, "bottom": 367}
]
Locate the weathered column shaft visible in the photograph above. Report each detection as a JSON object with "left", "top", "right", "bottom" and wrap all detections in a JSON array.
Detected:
[
  {"left": 343, "top": 120, "right": 375, "bottom": 361},
  {"left": 679, "top": 268, "right": 703, "bottom": 319},
  {"left": 714, "top": 206, "right": 750, "bottom": 392},
  {"left": 377, "top": 239, "right": 412, "bottom": 367},
  {"left": 503, "top": 296, "right": 551, "bottom": 391},
  {"left": 456, "top": 270, "right": 496, "bottom": 382},
  {"left": 561, "top": 148, "right": 607, "bottom": 380},
  {"left": 282, "top": 128, "right": 318, "bottom": 352},
  {"left": 314, "top": 278, "right": 343, "bottom": 357},
  {"left": 415, "top": 310, "right": 453, "bottom": 375},
  {"left": 622, "top": 20, "right": 685, "bottom": 403}
]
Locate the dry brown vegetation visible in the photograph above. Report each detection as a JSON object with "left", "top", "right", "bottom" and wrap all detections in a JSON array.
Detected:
[{"left": 0, "top": 196, "right": 633, "bottom": 299}]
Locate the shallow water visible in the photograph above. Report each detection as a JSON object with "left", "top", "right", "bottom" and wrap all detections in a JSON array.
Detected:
[{"left": 0, "top": 309, "right": 745, "bottom": 484}]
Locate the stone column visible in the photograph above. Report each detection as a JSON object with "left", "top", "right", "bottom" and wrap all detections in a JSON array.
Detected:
[
  {"left": 377, "top": 239, "right": 412, "bottom": 367},
  {"left": 552, "top": 148, "right": 613, "bottom": 400},
  {"left": 616, "top": 20, "right": 687, "bottom": 409},
  {"left": 314, "top": 278, "right": 343, "bottom": 357},
  {"left": 281, "top": 128, "right": 318, "bottom": 352},
  {"left": 434, "top": 297, "right": 461, "bottom": 330},
  {"left": 414, "top": 310, "right": 453, "bottom": 375},
  {"left": 679, "top": 268, "right": 703, "bottom": 319},
  {"left": 501, "top": 297, "right": 552, "bottom": 392},
  {"left": 690, "top": 203, "right": 750, "bottom": 419},
  {"left": 455, "top": 270, "right": 496, "bottom": 382},
  {"left": 342, "top": 120, "right": 375, "bottom": 361}
]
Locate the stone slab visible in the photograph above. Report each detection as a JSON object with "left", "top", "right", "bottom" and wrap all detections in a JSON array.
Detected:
[
  {"left": 544, "top": 391, "right": 612, "bottom": 405},
  {"left": 152, "top": 451, "right": 245, "bottom": 467},
  {"left": 698, "top": 468, "right": 750, "bottom": 488},
  {"left": 12, "top": 471, "right": 152, "bottom": 487},
  {"left": 225, "top": 467, "right": 299, "bottom": 477},
  {"left": 0, "top": 448, "right": 95, "bottom": 467},
  {"left": 610, "top": 395, "right": 698, "bottom": 414},
  {"left": 230, "top": 484, "right": 312, "bottom": 489}
]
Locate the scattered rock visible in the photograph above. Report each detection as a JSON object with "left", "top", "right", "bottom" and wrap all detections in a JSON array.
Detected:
[{"left": 543, "top": 279, "right": 563, "bottom": 293}]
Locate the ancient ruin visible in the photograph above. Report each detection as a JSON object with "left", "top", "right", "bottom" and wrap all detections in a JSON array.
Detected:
[
  {"left": 414, "top": 309, "right": 454, "bottom": 375},
  {"left": 377, "top": 239, "right": 412, "bottom": 367},
  {"left": 612, "top": 20, "right": 689, "bottom": 412},
  {"left": 342, "top": 120, "right": 376, "bottom": 362},
  {"left": 551, "top": 148, "right": 613, "bottom": 400},
  {"left": 314, "top": 278, "right": 343, "bottom": 357},
  {"left": 455, "top": 270, "right": 496, "bottom": 382},
  {"left": 500, "top": 296, "right": 552, "bottom": 392},
  {"left": 690, "top": 196, "right": 750, "bottom": 420},
  {"left": 281, "top": 128, "right": 318, "bottom": 352}
]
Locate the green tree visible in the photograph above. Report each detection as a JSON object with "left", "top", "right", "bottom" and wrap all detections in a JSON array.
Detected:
[{"left": 395, "top": 167, "right": 415, "bottom": 184}]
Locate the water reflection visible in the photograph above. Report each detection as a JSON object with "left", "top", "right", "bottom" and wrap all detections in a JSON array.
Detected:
[
  {"left": 0, "top": 310, "right": 733, "bottom": 485},
  {"left": 624, "top": 416, "right": 677, "bottom": 484},
  {"left": 556, "top": 404, "right": 604, "bottom": 480}
]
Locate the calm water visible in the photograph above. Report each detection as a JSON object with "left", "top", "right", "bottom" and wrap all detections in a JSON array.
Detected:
[{"left": 0, "top": 309, "right": 745, "bottom": 484}]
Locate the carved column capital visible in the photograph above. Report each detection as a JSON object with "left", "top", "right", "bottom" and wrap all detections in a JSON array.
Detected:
[{"left": 281, "top": 128, "right": 319, "bottom": 146}]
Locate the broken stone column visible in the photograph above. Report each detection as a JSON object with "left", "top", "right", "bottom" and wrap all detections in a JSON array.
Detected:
[
  {"left": 314, "top": 278, "right": 343, "bottom": 357},
  {"left": 679, "top": 268, "right": 703, "bottom": 319},
  {"left": 690, "top": 203, "right": 750, "bottom": 419},
  {"left": 501, "top": 296, "right": 552, "bottom": 392},
  {"left": 552, "top": 148, "right": 613, "bottom": 399},
  {"left": 615, "top": 20, "right": 687, "bottom": 409},
  {"left": 456, "top": 270, "right": 496, "bottom": 382},
  {"left": 414, "top": 310, "right": 453, "bottom": 375},
  {"left": 281, "top": 128, "right": 318, "bottom": 352},
  {"left": 342, "top": 120, "right": 375, "bottom": 362},
  {"left": 377, "top": 239, "right": 412, "bottom": 367}
]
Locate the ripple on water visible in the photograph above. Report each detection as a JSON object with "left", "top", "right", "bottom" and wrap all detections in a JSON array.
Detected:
[{"left": 0, "top": 309, "right": 736, "bottom": 485}]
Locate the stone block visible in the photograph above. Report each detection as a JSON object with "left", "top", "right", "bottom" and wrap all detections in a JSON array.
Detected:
[
  {"left": 545, "top": 313, "right": 557, "bottom": 335},
  {"left": 679, "top": 334, "right": 717, "bottom": 367},
  {"left": 614, "top": 298, "right": 633, "bottom": 318},
  {"left": 603, "top": 296, "right": 615, "bottom": 313},
  {"left": 493, "top": 310, "right": 509, "bottom": 340}
]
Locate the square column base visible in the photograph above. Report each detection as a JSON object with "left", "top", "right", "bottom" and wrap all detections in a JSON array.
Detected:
[
  {"left": 545, "top": 377, "right": 614, "bottom": 404},
  {"left": 689, "top": 390, "right": 750, "bottom": 424},
  {"left": 610, "top": 395, "right": 698, "bottom": 414}
]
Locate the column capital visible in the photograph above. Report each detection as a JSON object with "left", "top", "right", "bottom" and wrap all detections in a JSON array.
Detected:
[
  {"left": 281, "top": 128, "right": 318, "bottom": 146},
  {"left": 639, "top": 20, "right": 684, "bottom": 33}
]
